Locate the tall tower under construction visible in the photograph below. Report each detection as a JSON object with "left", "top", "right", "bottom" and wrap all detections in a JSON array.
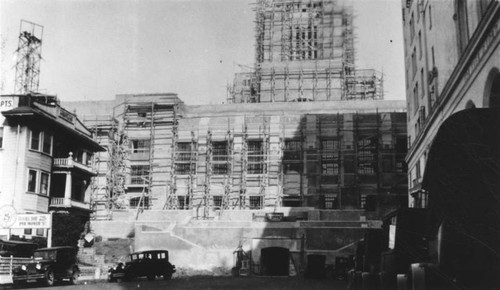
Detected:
[{"left": 229, "top": 0, "right": 383, "bottom": 103}]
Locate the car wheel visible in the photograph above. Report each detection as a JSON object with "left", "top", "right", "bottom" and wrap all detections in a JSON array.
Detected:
[
  {"left": 69, "top": 267, "right": 79, "bottom": 285},
  {"left": 44, "top": 268, "right": 55, "bottom": 286},
  {"left": 12, "top": 280, "right": 25, "bottom": 289},
  {"left": 163, "top": 272, "right": 172, "bottom": 280},
  {"left": 108, "top": 274, "right": 117, "bottom": 283}
]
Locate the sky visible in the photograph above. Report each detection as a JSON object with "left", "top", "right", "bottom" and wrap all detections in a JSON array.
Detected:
[{"left": 0, "top": 0, "right": 405, "bottom": 105}]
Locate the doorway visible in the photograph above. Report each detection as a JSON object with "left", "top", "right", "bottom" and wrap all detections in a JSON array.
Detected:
[{"left": 260, "top": 247, "right": 289, "bottom": 276}]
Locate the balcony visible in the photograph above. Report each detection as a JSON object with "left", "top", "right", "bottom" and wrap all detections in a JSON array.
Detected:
[
  {"left": 53, "top": 153, "right": 96, "bottom": 175},
  {"left": 49, "top": 197, "right": 91, "bottom": 211}
]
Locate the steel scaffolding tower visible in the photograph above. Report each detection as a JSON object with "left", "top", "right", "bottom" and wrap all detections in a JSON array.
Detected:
[{"left": 14, "top": 20, "right": 43, "bottom": 94}]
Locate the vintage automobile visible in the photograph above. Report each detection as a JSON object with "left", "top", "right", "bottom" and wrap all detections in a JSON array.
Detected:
[
  {"left": 0, "top": 239, "right": 37, "bottom": 258},
  {"left": 108, "top": 250, "right": 175, "bottom": 282},
  {"left": 12, "top": 246, "right": 79, "bottom": 287}
]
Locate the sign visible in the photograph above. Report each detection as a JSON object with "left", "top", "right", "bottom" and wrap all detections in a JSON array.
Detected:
[
  {"left": 0, "top": 97, "right": 14, "bottom": 111},
  {"left": 0, "top": 205, "right": 17, "bottom": 228},
  {"left": 11, "top": 214, "right": 51, "bottom": 229},
  {"left": 388, "top": 225, "right": 396, "bottom": 249}
]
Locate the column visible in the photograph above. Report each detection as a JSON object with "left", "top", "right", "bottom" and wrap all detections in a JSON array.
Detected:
[{"left": 64, "top": 171, "right": 72, "bottom": 206}]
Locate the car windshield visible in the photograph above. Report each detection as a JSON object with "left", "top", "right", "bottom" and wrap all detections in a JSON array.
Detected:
[{"left": 34, "top": 250, "right": 56, "bottom": 260}]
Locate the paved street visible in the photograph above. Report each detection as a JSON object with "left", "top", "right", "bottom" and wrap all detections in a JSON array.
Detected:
[{"left": 1, "top": 276, "right": 348, "bottom": 290}]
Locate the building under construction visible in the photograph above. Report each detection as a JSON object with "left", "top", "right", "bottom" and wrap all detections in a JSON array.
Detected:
[
  {"left": 61, "top": 0, "right": 406, "bottom": 276},
  {"left": 65, "top": 94, "right": 407, "bottom": 274},
  {"left": 229, "top": 0, "right": 383, "bottom": 103}
]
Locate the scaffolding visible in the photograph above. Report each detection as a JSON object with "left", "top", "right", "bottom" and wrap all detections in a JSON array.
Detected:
[
  {"left": 161, "top": 110, "right": 406, "bottom": 214},
  {"left": 14, "top": 20, "right": 43, "bottom": 94},
  {"left": 229, "top": 0, "right": 384, "bottom": 103}
]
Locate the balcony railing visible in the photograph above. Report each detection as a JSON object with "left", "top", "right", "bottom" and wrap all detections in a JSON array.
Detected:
[
  {"left": 50, "top": 197, "right": 90, "bottom": 210},
  {"left": 53, "top": 153, "right": 95, "bottom": 175}
]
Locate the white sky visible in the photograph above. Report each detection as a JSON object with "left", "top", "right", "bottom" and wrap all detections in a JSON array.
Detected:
[{"left": 0, "top": 0, "right": 405, "bottom": 105}]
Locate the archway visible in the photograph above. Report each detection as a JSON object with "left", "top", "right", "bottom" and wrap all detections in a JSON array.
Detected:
[{"left": 261, "top": 247, "right": 289, "bottom": 276}]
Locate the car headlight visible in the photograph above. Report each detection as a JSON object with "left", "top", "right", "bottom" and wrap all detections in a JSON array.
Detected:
[
  {"left": 21, "top": 265, "right": 27, "bottom": 271},
  {"left": 36, "top": 264, "right": 42, "bottom": 270}
]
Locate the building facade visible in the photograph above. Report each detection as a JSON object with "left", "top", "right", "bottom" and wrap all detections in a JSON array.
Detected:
[
  {"left": 67, "top": 95, "right": 407, "bottom": 219},
  {"left": 0, "top": 94, "right": 104, "bottom": 245},
  {"left": 401, "top": 0, "right": 500, "bottom": 207},
  {"left": 63, "top": 94, "right": 407, "bottom": 273}
]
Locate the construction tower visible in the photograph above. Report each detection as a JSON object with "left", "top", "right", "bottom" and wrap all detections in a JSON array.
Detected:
[{"left": 14, "top": 20, "right": 43, "bottom": 94}]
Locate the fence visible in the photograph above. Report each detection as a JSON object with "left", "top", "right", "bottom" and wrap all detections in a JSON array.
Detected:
[{"left": 0, "top": 256, "right": 33, "bottom": 284}]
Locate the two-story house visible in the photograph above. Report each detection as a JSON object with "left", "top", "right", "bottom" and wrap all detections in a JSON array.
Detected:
[{"left": 0, "top": 94, "right": 104, "bottom": 246}]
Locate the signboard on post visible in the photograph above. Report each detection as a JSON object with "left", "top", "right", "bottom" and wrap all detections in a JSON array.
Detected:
[
  {"left": 11, "top": 214, "right": 51, "bottom": 229},
  {"left": 0, "top": 205, "right": 17, "bottom": 228}
]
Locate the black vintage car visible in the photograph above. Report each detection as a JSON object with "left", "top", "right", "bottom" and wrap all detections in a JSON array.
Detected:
[
  {"left": 108, "top": 250, "right": 175, "bottom": 282},
  {"left": 0, "top": 239, "right": 37, "bottom": 258},
  {"left": 12, "top": 246, "right": 79, "bottom": 287}
]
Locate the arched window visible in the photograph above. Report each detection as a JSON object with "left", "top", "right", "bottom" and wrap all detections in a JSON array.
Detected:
[
  {"left": 489, "top": 75, "right": 500, "bottom": 108},
  {"left": 484, "top": 68, "right": 500, "bottom": 108},
  {"left": 465, "top": 100, "right": 476, "bottom": 109},
  {"left": 455, "top": 0, "right": 469, "bottom": 55}
]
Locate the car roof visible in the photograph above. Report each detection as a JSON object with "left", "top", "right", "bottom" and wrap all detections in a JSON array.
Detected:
[
  {"left": 35, "top": 246, "right": 75, "bottom": 252},
  {"left": 0, "top": 239, "right": 37, "bottom": 246},
  {"left": 130, "top": 250, "right": 168, "bottom": 255}
]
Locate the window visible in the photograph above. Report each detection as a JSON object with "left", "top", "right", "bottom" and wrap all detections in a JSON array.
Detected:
[
  {"left": 42, "top": 132, "right": 52, "bottom": 154},
  {"left": 357, "top": 138, "right": 376, "bottom": 174},
  {"left": 321, "top": 139, "right": 339, "bottom": 175},
  {"left": 213, "top": 196, "right": 223, "bottom": 208},
  {"left": 24, "top": 228, "right": 33, "bottom": 235},
  {"left": 291, "top": 25, "right": 318, "bottom": 61},
  {"left": 411, "top": 47, "right": 417, "bottom": 76},
  {"left": 410, "top": 13, "right": 415, "bottom": 41},
  {"left": 420, "top": 69, "right": 425, "bottom": 97},
  {"left": 396, "top": 161, "right": 406, "bottom": 173},
  {"left": 30, "top": 129, "right": 52, "bottom": 155},
  {"left": 360, "top": 195, "right": 367, "bottom": 209},
  {"left": 30, "top": 129, "right": 41, "bottom": 150},
  {"left": 414, "top": 190, "right": 429, "bottom": 208},
  {"left": 213, "top": 163, "right": 228, "bottom": 175},
  {"left": 130, "top": 165, "right": 150, "bottom": 184},
  {"left": 429, "top": 5, "right": 432, "bottom": 29},
  {"left": 283, "top": 140, "right": 301, "bottom": 161},
  {"left": 323, "top": 194, "right": 337, "bottom": 209},
  {"left": 249, "top": 196, "right": 262, "bottom": 209},
  {"left": 0, "top": 127, "right": 3, "bottom": 148},
  {"left": 418, "top": 31, "right": 422, "bottom": 59},
  {"left": 131, "top": 139, "right": 150, "bottom": 153},
  {"left": 129, "top": 196, "right": 149, "bottom": 209},
  {"left": 175, "top": 142, "right": 196, "bottom": 175},
  {"left": 178, "top": 196, "right": 190, "bottom": 210},
  {"left": 175, "top": 164, "right": 193, "bottom": 175},
  {"left": 414, "top": 83, "right": 419, "bottom": 111},
  {"left": 212, "top": 141, "right": 229, "bottom": 175},
  {"left": 284, "top": 139, "right": 302, "bottom": 173},
  {"left": 28, "top": 169, "right": 37, "bottom": 192},
  {"left": 27, "top": 169, "right": 50, "bottom": 194},
  {"left": 36, "top": 228, "right": 45, "bottom": 236},
  {"left": 455, "top": 0, "right": 469, "bottom": 55},
  {"left": 247, "top": 140, "right": 264, "bottom": 174},
  {"left": 40, "top": 172, "right": 49, "bottom": 195},
  {"left": 416, "top": 160, "right": 421, "bottom": 180}
]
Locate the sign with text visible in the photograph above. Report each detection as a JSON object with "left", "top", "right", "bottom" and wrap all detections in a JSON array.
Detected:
[
  {"left": 0, "top": 97, "right": 15, "bottom": 111},
  {"left": 11, "top": 214, "right": 51, "bottom": 229}
]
